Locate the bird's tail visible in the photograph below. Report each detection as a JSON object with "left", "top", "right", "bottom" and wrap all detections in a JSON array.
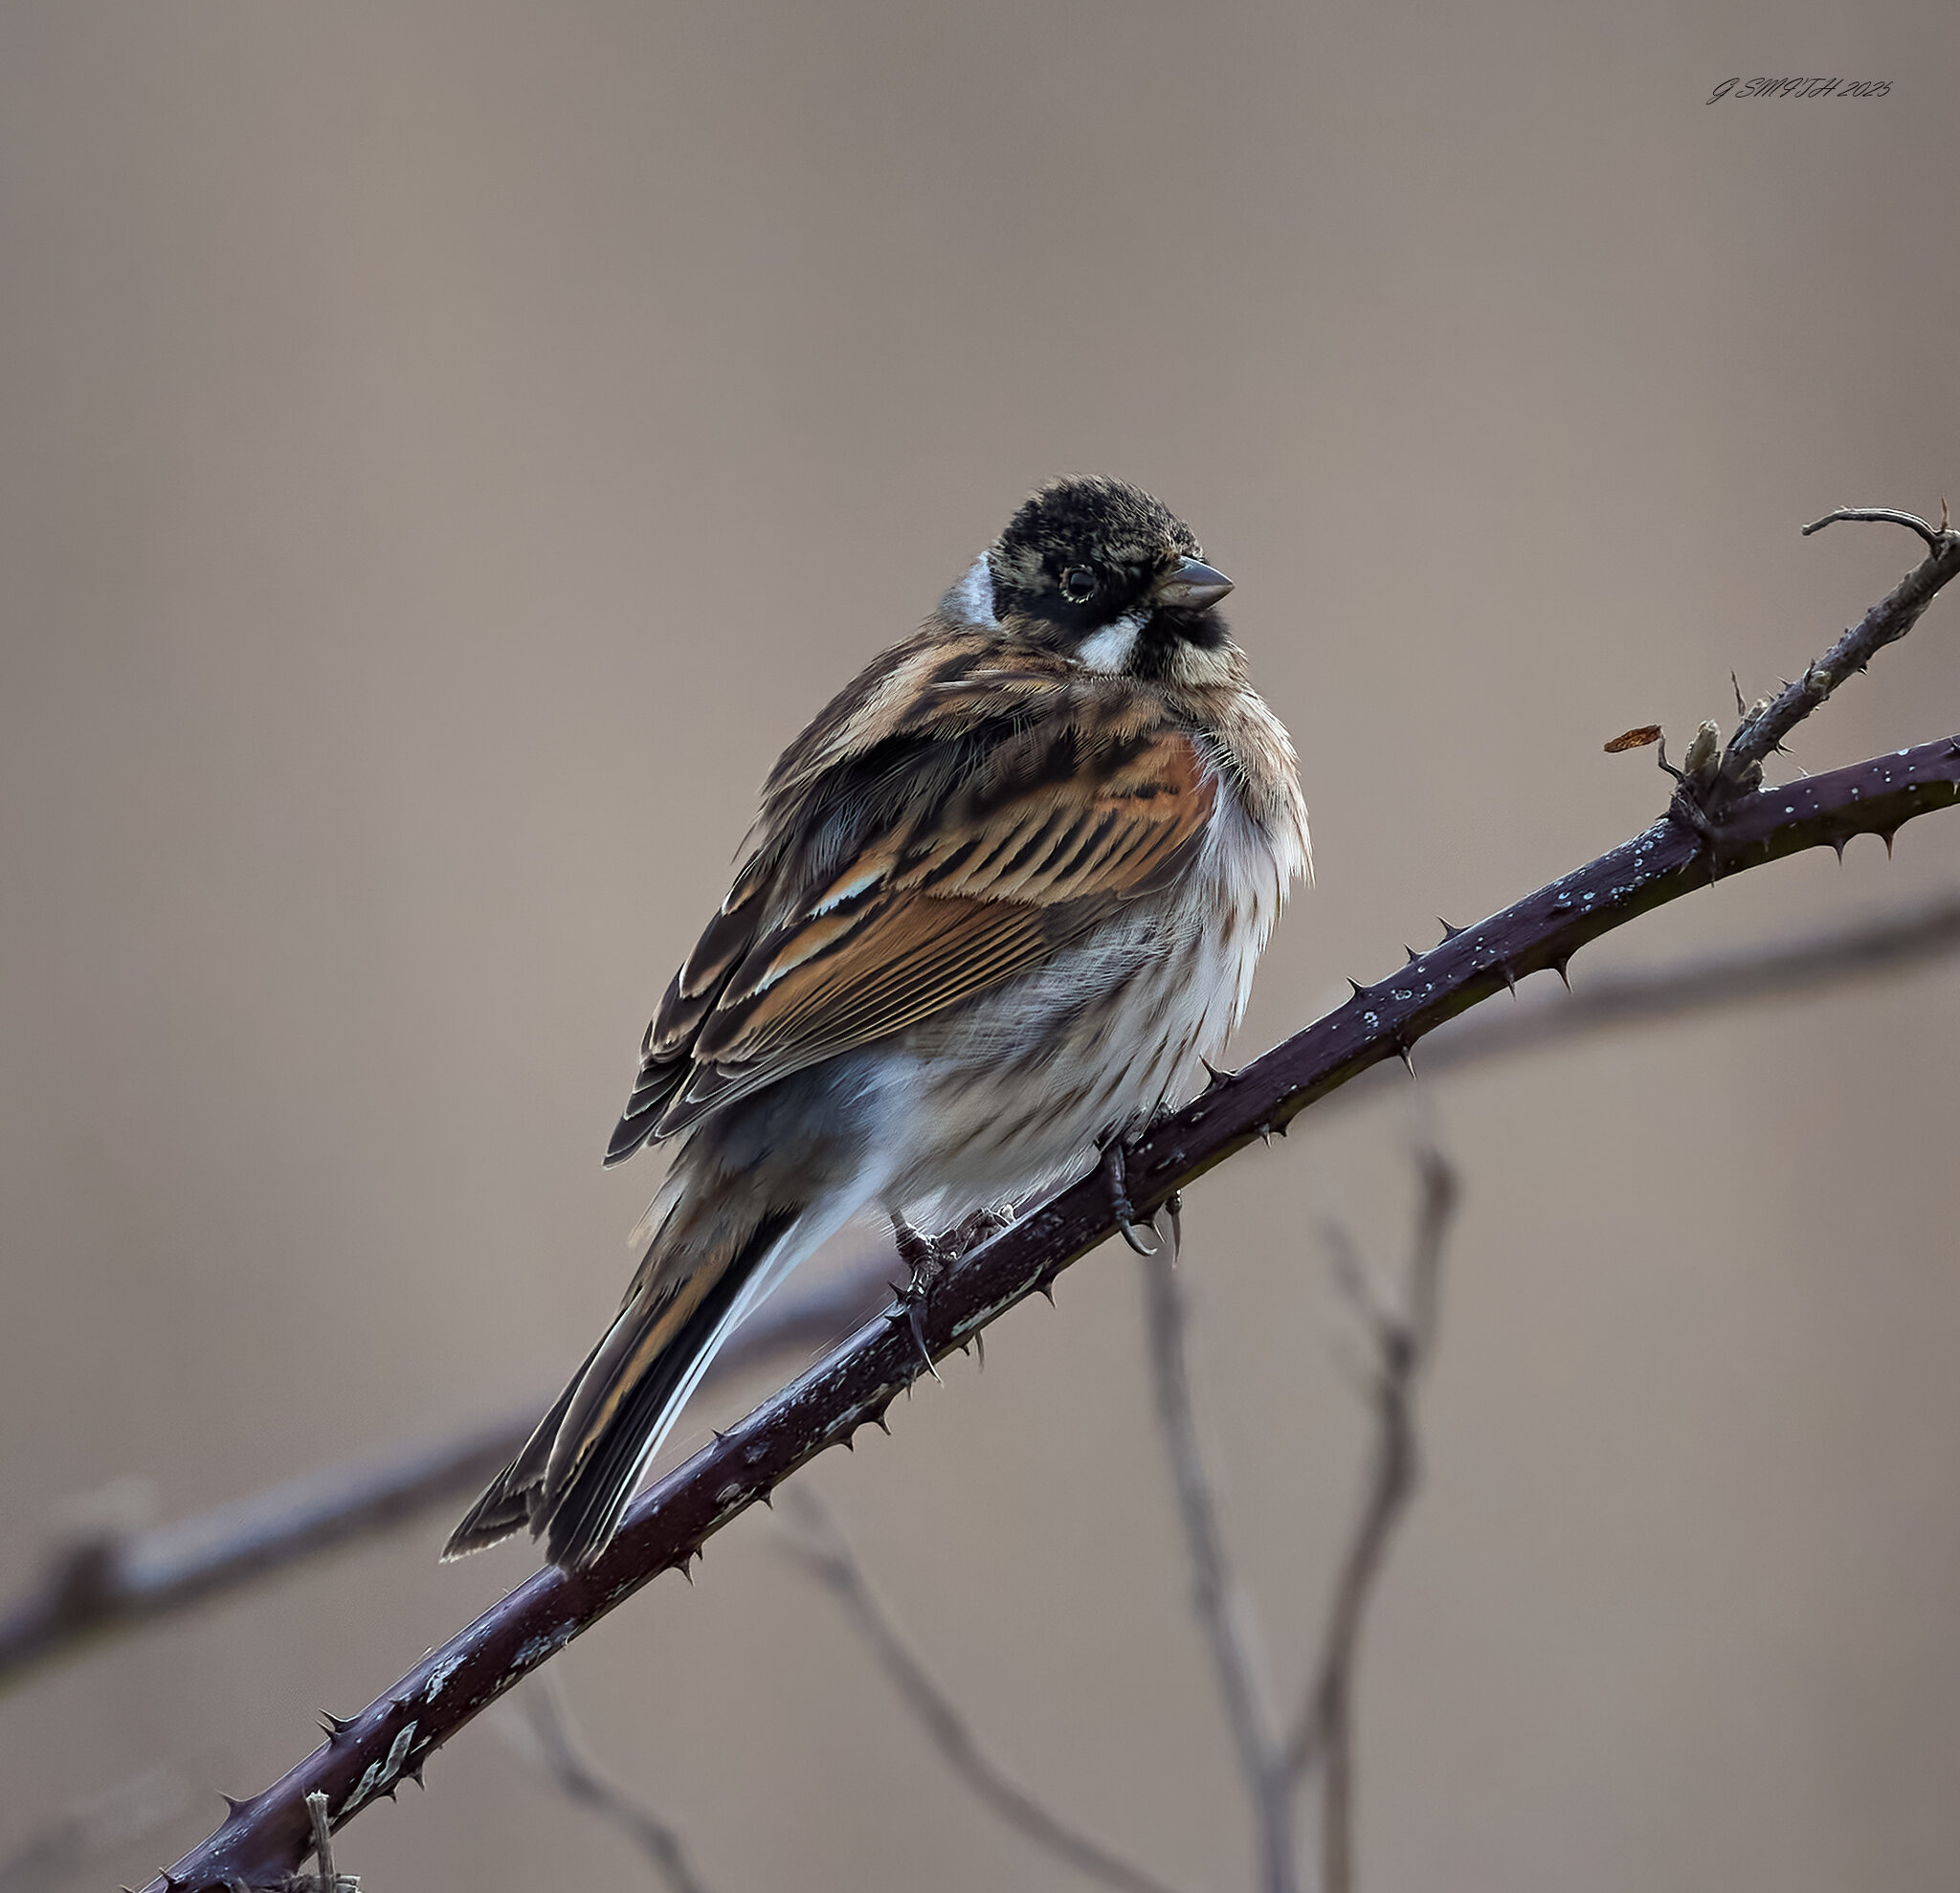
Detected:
[{"left": 443, "top": 1187, "right": 810, "bottom": 1570}]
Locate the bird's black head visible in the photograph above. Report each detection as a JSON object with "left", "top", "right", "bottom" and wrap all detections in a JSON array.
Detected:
[{"left": 985, "top": 476, "right": 1236, "bottom": 679}]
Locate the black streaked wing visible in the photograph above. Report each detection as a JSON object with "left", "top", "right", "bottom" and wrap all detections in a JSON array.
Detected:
[
  {"left": 650, "top": 711, "right": 1215, "bottom": 1134},
  {"left": 604, "top": 847, "right": 780, "bottom": 1163}
]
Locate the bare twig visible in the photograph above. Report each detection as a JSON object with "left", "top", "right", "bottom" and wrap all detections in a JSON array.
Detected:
[
  {"left": 142, "top": 515, "right": 1960, "bottom": 1893},
  {"left": 300, "top": 1790, "right": 357, "bottom": 1892},
  {"left": 778, "top": 1491, "right": 1184, "bottom": 1893},
  {"left": 0, "top": 1258, "right": 896, "bottom": 1694},
  {"left": 1802, "top": 506, "right": 1944, "bottom": 552},
  {"left": 1139, "top": 1244, "right": 1294, "bottom": 1893},
  {"left": 499, "top": 1674, "right": 712, "bottom": 1893},
  {"left": 1287, "top": 1152, "right": 1459, "bottom": 1893},
  {"left": 303, "top": 1793, "right": 332, "bottom": 1887},
  {"left": 1717, "top": 507, "right": 1960, "bottom": 790}
]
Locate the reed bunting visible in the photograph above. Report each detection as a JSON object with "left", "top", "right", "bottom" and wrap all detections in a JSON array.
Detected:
[{"left": 447, "top": 476, "right": 1310, "bottom": 1569}]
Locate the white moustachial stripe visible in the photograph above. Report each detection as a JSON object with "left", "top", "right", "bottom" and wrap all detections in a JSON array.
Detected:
[{"left": 1074, "top": 612, "right": 1145, "bottom": 673}]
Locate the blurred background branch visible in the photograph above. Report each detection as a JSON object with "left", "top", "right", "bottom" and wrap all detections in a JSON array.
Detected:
[
  {"left": 1289, "top": 1151, "right": 1456, "bottom": 1893},
  {"left": 498, "top": 1675, "right": 713, "bottom": 1893},
  {"left": 0, "top": 1260, "right": 895, "bottom": 1695},
  {"left": 779, "top": 1488, "right": 1187, "bottom": 1893},
  {"left": 0, "top": 1767, "right": 192, "bottom": 1893},
  {"left": 1141, "top": 1228, "right": 1295, "bottom": 1893},
  {"left": 1141, "top": 1150, "right": 1458, "bottom": 1893}
]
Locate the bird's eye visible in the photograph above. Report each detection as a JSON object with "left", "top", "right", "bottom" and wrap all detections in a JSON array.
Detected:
[{"left": 1059, "top": 566, "right": 1099, "bottom": 604}]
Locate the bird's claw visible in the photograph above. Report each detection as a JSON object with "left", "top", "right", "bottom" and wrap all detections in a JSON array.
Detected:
[
  {"left": 1102, "top": 1139, "right": 1164, "bottom": 1256},
  {"left": 889, "top": 1216, "right": 945, "bottom": 1381},
  {"left": 887, "top": 1205, "right": 1014, "bottom": 1380}
]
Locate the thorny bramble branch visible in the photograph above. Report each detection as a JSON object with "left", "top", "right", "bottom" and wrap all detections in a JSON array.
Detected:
[
  {"left": 11, "top": 893, "right": 1959, "bottom": 1696},
  {"left": 144, "top": 508, "right": 1960, "bottom": 1892}
]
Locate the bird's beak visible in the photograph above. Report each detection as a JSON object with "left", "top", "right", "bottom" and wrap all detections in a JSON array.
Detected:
[{"left": 1155, "top": 556, "right": 1235, "bottom": 611}]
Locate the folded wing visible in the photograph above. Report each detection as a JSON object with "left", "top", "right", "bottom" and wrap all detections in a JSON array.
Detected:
[{"left": 605, "top": 679, "right": 1216, "bottom": 1157}]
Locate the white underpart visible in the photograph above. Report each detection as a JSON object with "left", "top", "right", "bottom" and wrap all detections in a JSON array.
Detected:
[
  {"left": 1075, "top": 612, "right": 1146, "bottom": 673},
  {"left": 881, "top": 747, "right": 1309, "bottom": 1232},
  {"left": 941, "top": 551, "right": 998, "bottom": 627}
]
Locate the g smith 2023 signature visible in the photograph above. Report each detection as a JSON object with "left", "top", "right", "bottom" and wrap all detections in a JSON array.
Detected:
[{"left": 1707, "top": 78, "right": 1891, "bottom": 102}]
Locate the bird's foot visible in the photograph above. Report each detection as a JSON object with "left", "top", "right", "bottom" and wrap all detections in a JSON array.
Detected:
[
  {"left": 1099, "top": 1139, "right": 1180, "bottom": 1258},
  {"left": 947, "top": 1201, "right": 1016, "bottom": 1258},
  {"left": 889, "top": 1215, "right": 947, "bottom": 1381}
]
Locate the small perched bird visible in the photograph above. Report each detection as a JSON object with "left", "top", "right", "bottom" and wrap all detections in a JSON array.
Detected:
[{"left": 446, "top": 477, "right": 1310, "bottom": 1569}]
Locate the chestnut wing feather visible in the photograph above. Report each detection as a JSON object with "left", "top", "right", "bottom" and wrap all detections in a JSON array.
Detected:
[{"left": 602, "top": 671, "right": 1216, "bottom": 1160}]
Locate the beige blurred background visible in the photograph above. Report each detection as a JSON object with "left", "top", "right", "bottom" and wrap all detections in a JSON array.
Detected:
[{"left": 4, "top": 3, "right": 1959, "bottom": 1888}]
